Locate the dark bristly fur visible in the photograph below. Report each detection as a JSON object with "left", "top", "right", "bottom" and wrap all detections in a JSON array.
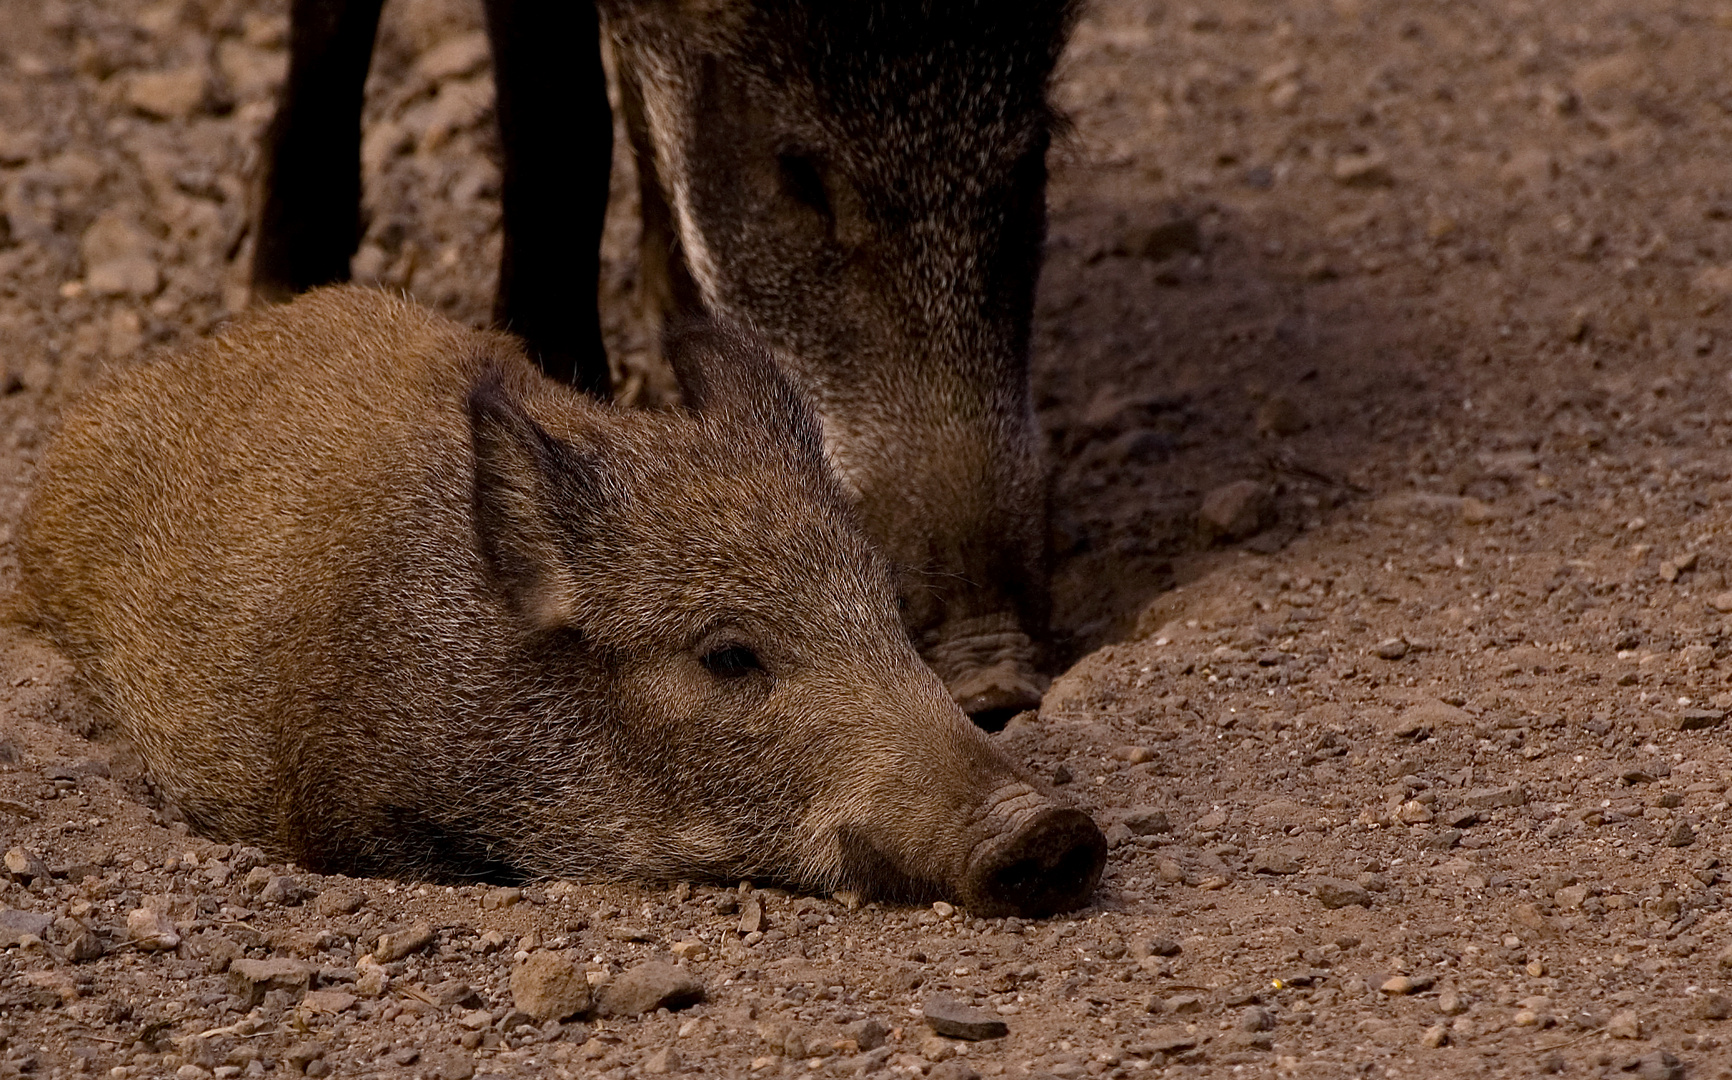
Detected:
[
  {"left": 10, "top": 287, "right": 1104, "bottom": 917},
  {"left": 251, "top": 0, "right": 1080, "bottom": 728}
]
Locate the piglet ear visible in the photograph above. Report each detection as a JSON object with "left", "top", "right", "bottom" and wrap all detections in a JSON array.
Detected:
[
  {"left": 467, "top": 368, "right": 605, "bottom": 628},
  {"left": 664, "top": 319, "right": 827, "bottom": 473}
]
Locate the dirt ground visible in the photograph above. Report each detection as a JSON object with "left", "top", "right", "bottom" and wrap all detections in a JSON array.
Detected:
[{"left": 2, "top": 0, "right": 1732, "bottom": 1077}]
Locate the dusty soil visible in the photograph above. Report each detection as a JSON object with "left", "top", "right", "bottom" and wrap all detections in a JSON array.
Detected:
[{"left": 3, "top": 0, "right": 1732, "bottom": 1077}]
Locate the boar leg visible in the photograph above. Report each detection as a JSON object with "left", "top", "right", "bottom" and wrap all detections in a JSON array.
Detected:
[
  {"left": 252, "top": 0, "right": 386, "bottom": 303},
  {"left": 484, "top": 0, "right": 614, "bottom": 397}
]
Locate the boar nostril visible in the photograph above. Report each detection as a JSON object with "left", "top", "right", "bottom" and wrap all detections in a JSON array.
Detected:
[{"left": 964, "top": 806, "right": 1106, "bottom": 918}]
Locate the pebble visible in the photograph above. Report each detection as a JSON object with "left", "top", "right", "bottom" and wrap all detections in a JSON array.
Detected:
[
  {"left": 1198, "top": 480, "right": 1272, "bottom": 541},
  {"left": 125, "top": 66, "right": 209, "bottom": 119},
  {"left": 374, "top": 922, "right": 436, "bottom": 962},
  {"left": 1239, "top": 1006, "right": 1275, "bottom": 1032},
  {"left": 1333, "top": 148, "right": 1393, "bottom": 187},
  {"left": 1250, "top": 848, "right": 1301, "bottom": 875},
  {"left": 3, "top": 848, "right": 48, "bottom": 883},
  {"left": 1309, "top": 878, "right": 1372, "bottom": 909},
  {"left": 1608, "top": 1009, "right": 1642, "bottom": 1039},
  {"left": 738, "top": 896, "right": 765, "bottom": 935},
  {"left": 1373, "top": 638, "right": 1408, "bottom": 661},
  {"left": 481, "top": 886, "right": 522, "bottom": 910},
  {"left": 1463, "top": 784, "right": 1528, "bottom": 808},
  {"left": 923, "top": 994, "right": 1010, "bottom": 1040},
  {"left": 641, "top": 1046, "right": 682, "bottom": 1075},
  {"left": 1693, "top": 992, "right": 1732, "bottom": 1020},
  {"left": 597, "top": 961, "right": 704, "bottom": 1017},
  {"left": 928, "top": 1061, "right": 981, "bottom": 1080},
  {"left": 1420, "top": 1024, "right": 1448, "bottom": 1048},
  {"left": 1674, "top": 708, "right": 1726, "bottom": 731},
  {"left": 126, "top": 906, "right": 181, "bottom": 951},
  {"left": 1632, "top": 1050, "right": 1684, "bottom": 1080},
  {"left": 313, "top": 888, "right": 364, "bottom": 917},
  {"left": 1666, "top": 821, "right": 1696, "bottom": 847},
  {"left": 1397, "top": 800, "right": 1434, "bottom": 824},
  {"left": 510, "top": 952, "right": 592, "bottom": 1022},
  {"left": 355, "top": 955, "right": 389, "bottom": 997},
  {"left": 844, "top": 1019, "right": 889, "bottom": 1051},
  {"left": 228, "top": 957, "right": 312, "bottom": 1006}
]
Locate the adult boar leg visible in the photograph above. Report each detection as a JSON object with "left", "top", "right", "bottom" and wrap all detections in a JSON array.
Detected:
[
  {"left": 484, "top": 0, "right": 614, "bottom": 396},
  {"left": 252, "top": 0, "right": 386, "bottom": 303}
]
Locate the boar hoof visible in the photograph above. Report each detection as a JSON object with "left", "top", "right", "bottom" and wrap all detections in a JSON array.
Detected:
[
  {"left": 947, "top": 660, "right": 1044, "bottom": 732},
  {"left": 962, "top": 806, "right": 1106, "bottom": 918},
  {"left": 925, "top": 618, "right": 1046, "bottom": 731}
]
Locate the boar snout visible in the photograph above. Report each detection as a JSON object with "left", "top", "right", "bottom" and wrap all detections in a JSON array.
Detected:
[
  {"left": 960, "top": 803, "right": 1106, "bottom": 918},
  {"left": 923, "top": 614, "right": 1045, "bottom": 731}
]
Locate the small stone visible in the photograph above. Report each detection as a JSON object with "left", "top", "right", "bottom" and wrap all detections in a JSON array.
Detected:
[
  {"left": 1632, "top": 1050, "right": 1684, "bottom": 1080},
  {"left": 843, "top": 1019, "right": 889, "bottom": 1051},
  {"left": 429, "top": 983, "right": 484, "bottom": 1010},
  {"left": 1607, "top": 1009, "right": 1641, "bottom": 1039},
  {"left": 313, "top": 889, "right": 364, "bottom": 917},
  {"left": 1140, "top": 935, "right": 1182, "bottom": 958},
  {"left": 1255, "top": 395, "right": 1307, "bottom": 437},
  {"left": 1554, "top": 884, "right": 1592, "bottom": 909},
  {"left": 1710, "top": 591, "right": 1732, "bottom": 614},
  {"left": 923, "top": 994, "right": 1010, "bottom": 1040},
  {"left": 918, "top": 1035, "right": 955, "bottom": 1062},
  {"left": 1381, "top": 975, "right": 1433, "bottom": 995},
  {"left": 1051, "top": 763, "right": 1073, "bottom": 785},
  {"left": 481, "top": 887, "right": 522, "bottom": 910},
  {"left": 1112, "top": 745, "right": 1155, "bottom": 765},
  {"left": 1676, "top": 709, "right": 1727, "bottom": 731},
  {"left": 1250, "top": 849, "right": 1301, "bottom": 875},
  {"left": 1333, "top": 149, "right": 1393, "bottom": 187},
  {"left": 1374, "top": 638, "right": 1408, "bottom": 661},
  {"left": 86, "top": 257, "right": 161, "bottom": 298},
  {"left": 283, "top": 1042, "right": 324, "bottom": 1072},
  {"left": 597, "top": 961, "right": 703, "bottom": 1017},
  {"left": 228, "top": 957, "right": 312, "bottom": 1007},
  {"left": 426, "top": 1053, "right": 475, "bottom": 1080},
  {"left": 932, "top": 901, "right": 956, "bottom": 919},
  {"left": 125, "top": 66, "right": 208, "bottom": 119},
  {"left": 373, "top": 922, "right": 436, "bottom": 962},
  {"left": 1118, "top": 217, "right": 1203, "bottom": 261},
  {"left": 1156, "top": 859, "right": 1185, "bottom": 884},
  {"left": 1199, "top": 480, "right": 1272, "bottom": 541},
  {"left": 3, "top": 848, "right": 48, "bottom": 883},
  {"left": 928, "top": 1061, "right": 981, "bottom": 1080},
  {"left": 127, "top": 906, "right": 182, "bottom": 951},
  {"left": 298, "top": 990, "right": 356, "bottom": 1016},
  {"left": 1396, "top": 800, "right": 1434, "bottom": 824},
  {"left": 1692, "top": 992, "right": 1732, "bottom": 1020},
  {"left": 641, "top": 1047, "right": 682, "bottom": 1075},
  {"left": 1165, "top": 994, "right": 1205, "bottom": 1014},
  {"left": 1420, "top": 1023, "right": 1448, "bottom": 1048},
  {"left": 1144, "top": 1026, "right": 1199, "bottom": 1054},
  {"left": 355, "top": 955, "right": 389, "bottom": 997},
  {"left": 738, "top": 896, "right": 765, "bottom": 935},
  {"left": 512, "top": 952, "right": 593, "bottom": 1022},
  {"left": 257, "top": 875, "right": 304, "bottom": 906},
  {"left": 1437, "top": 988, "right": 1468, "bottom": 1016},
  {"left": 1666, "top": 821, "right": 1696, "bottom": 847},
  {"left": 1240, "top": 1006, "right": 1275, "bottom": 1032},
  {"left": 1310, "top": 878, "right": 1372, "bottom": 909},
  {"left": 1463, "top": 784, "right": 1527, "bottom": 809},
  {"left": 670, "top": 940, "right": 709, "bottom": 962}
]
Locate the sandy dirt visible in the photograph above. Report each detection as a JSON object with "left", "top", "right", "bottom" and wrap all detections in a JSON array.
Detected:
[{"left": 3, "top": 0, "right": 1732, "bottom": 1077}]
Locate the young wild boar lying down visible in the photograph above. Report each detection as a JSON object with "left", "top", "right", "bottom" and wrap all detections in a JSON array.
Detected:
[{"left": 9, "top": 287, "right": 1105, "bottom": 917}]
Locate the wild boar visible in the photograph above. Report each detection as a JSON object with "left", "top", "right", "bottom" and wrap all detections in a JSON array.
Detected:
[
  {"left": 9, "top": 286, "right": 1105, "bottom": 916},
  {"left": 251, "top": 0, "right": 1080, "bottom": 729}
]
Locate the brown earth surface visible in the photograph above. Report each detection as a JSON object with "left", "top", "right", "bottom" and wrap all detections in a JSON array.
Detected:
[{"left": 3, "top": 0, "right": 1732, "bottom": 1077}]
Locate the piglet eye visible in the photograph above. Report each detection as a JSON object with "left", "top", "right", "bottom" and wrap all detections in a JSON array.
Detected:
[{"left": 702, "top": 644, "right": 764, "bottom": 679}]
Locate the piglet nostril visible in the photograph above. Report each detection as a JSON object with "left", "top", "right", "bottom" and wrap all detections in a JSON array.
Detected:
[{"left": 962, "top": 806, "right": 1106, "bottom": 918}]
